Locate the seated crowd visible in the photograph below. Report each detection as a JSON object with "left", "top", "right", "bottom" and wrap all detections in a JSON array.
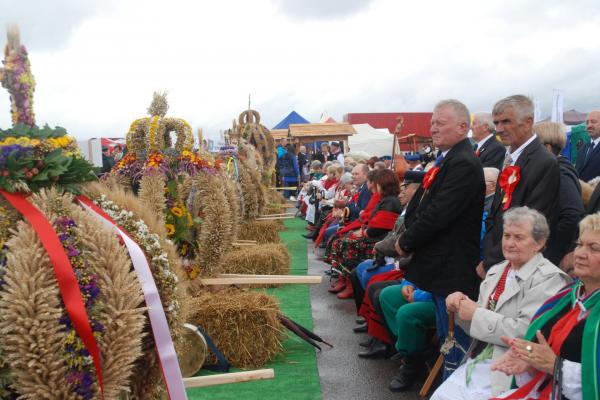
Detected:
[{"left": 296, "top": 97, "right": 600, "bottom": 399}]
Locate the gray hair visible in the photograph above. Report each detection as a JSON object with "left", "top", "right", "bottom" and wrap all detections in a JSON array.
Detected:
[
  {"left": 492, "top": 95, "right": 534, "bottom": 122},
  {"left": 473, "top": 112, "right": 495, "bottom": 132},
  {"left": 483, "top": 167, "right": 499, "bottom": 183},
  {"left": 339, "top": 172, "right": 353, "bottom": 185},
  {"left": 434, "top": 99, "right": 471, "bottom": 131},
  {"left": 503, "top": 206, "right": 549, "bottom": 242}
]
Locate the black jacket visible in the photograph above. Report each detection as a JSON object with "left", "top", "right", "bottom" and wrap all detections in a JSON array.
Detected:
[
  {"left": 576, "top": 140, "right": 600, "bottom": 182},
  {"left": 544, "top": 156, "right": 585, "bottom": 264},
  {"left": 477, "top": 135, "right": 506, "bottom": 170},
  {"left": 365, "top": 195, "right": 403, "bottom": 238},
  {"left": 398, "top": 138, "right": 484, "bottom": 299},
  {"left": 483, "top": 136, "right": 560, "bottom": 269}
]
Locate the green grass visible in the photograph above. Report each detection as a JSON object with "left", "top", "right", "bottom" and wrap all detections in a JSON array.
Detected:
[{"left": 187, "top": 218, "right": 322, "bottom": 399}]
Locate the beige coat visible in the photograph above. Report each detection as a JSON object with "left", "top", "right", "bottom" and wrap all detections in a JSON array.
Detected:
[{"left": 457, "top": 253, "right": 571, "bottom": 395}]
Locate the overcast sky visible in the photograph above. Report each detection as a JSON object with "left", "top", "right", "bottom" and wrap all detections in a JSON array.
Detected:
[{"left": 0, "top": 0, "right": 599, "bottom": 141}]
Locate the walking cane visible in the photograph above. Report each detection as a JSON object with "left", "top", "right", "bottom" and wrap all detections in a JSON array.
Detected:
[{"left": 419, "top": 311, "right": 455, "bottom": 399}]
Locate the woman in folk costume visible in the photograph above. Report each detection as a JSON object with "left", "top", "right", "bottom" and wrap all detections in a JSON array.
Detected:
[
  {"left": 326, "top": 169, "right": 403, "bottom": 298},
  {"left": 310, "top": 172, "right": 354, "bottom": 244},
  {"left": 431, "top": 207, "right": 570, "bottom": 400},
  {"left": 305, "top": 164, "right": 340, "bottom": 224},
  {"left": 324, "top": 169, "right": 381, "bottom": 264},
  {"left": 491, "top": 212, "right": 600, "bottom": 400}
]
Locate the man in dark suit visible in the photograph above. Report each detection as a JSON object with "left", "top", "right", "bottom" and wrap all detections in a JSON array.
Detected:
[
  {"left": 481, "top": 95, "right": 560, "bottom": 273},
  {"left": 395, "top": 99, "right": 484, "bottom": 379},
  {"left": 576, "top": 110, "right": 600, "bottom": 182},
  {"left": 472, "top": 112, "right": 505, "bottom": 170}
]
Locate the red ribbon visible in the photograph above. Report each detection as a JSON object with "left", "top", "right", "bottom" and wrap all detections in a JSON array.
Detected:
[
  {"left": 422, "top": 166, "right": 440, "bottom": 190},
  {"left": 499, "top": 166, "right": 521, "bottom": 211},
  {"left": 0, "top": 190, "right": 104, "bottom": 398},
  {"left": 475, "top": 149, "right": 481, "bottom": 157}
]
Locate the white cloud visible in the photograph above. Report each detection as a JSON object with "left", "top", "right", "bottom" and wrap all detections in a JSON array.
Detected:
[{"left": 0, "top": 0, "right": 598, "bottom": 141}]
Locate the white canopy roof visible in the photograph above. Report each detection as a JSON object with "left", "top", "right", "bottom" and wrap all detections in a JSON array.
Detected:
[{"left": 347, "top": 123, "right": 394, "bottom": 157}]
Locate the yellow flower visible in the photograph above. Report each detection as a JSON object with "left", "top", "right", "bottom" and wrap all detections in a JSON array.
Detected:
[
  {"left": 30, "top": 138, "right": 41, "bottom": 146},
  {"left": 187, "top": 212, "right": 193, "bottom": 227},
  {"left": 165, "top": 224, "right": 176, "bottom": 236},
  {"left": 15, "top": 137, "right": 30, "bottom": 146},
  {"left": 171, "top": 207, "right": 183, "bottom": 218},
  {"left": 3, "top": 137, "right": 16, "bottom": 145}
]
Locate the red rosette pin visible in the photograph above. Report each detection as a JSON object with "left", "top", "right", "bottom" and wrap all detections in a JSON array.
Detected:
[
  {"left": 499, "top": 166, "right": 521, "bottom": 210},
  {"left": 422, "top": 166, "right": 440, "bottom": 190}
]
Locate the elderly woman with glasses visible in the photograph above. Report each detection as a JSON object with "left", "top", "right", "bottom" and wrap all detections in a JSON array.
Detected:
[
  {"left": 431, "top": 207, "right": 571, "bottom": 400},
  {"left": 492, "top": 212, "right": 600, "bottom": 400}
]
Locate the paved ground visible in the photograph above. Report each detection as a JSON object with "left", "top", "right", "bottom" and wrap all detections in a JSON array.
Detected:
[{"left": 307, "top": 244, "right": 421, "bottom": 400}]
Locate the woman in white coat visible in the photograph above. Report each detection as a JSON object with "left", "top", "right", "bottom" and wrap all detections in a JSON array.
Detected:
[{"left": 431, "top": 206, "right": 571, "bottom": 399}]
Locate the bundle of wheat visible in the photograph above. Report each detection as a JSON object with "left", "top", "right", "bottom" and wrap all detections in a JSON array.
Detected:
[{"left": 188, "top": 290, "right": 284, "bottom": 369}]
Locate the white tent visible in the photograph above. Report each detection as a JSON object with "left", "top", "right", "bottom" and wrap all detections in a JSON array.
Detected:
[{"left": 347, "top": 123, "right": 394, "bottom": 157}]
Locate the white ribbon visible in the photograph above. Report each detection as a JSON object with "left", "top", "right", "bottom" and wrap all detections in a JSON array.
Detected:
[{"left": 78, "top": 200, "right": 187, "bottom": 399}]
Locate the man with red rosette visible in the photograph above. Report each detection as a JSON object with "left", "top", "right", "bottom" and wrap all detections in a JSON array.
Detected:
[
  {"left": 394, "top": 99, "right": 485, "bottom": 379},
  {"left": 481, "top": 95, "right": 560, "bottom": 275}
]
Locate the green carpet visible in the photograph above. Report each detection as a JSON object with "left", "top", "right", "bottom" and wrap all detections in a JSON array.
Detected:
[{"left": 187, "top": 218, "right": 322, "bottom": 399}]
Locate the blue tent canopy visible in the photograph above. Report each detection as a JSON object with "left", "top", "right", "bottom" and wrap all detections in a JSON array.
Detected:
[{"left": 272, "top": 111, "right": 310, "bottom": 130}]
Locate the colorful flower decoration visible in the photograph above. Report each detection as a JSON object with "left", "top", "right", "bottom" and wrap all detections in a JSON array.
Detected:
[
  {"left": 422, "top": 166, "right": 440, "bottom": 190},
  {"left": 499, "top": 166, "right": 521, "bottom": 210},
  {"left": 0, "top": 124, "right": 96, "bottom": 193},
  {"left": 55, "top": 216, "right": 103, "bottom": 400},
  {"left": 94, "top": 195, "right": 180, "bottom": 323}
]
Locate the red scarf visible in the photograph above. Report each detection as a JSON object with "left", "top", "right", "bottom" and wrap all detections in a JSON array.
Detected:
[
  {"left": 336, "top": 192, "right": 381, "bottom": 236},
  {"left": 367, "top": 210, "right": 400, "bottom": 230},
  {"left": 323, "top": 177, "right": 338, "bottom": 190}
]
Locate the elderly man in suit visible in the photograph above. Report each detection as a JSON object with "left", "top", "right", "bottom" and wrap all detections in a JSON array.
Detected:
[
  {"left": 481, "top": 95, "right": 560, "bottom": 276},
  {"left": 472, "top": 112, "right": 505, "bottom": 170},
  {"left": 395, "top": 99, "right": 485, "bottom": 378},
  {"left": 576, "top": 110, "right": 600, "bottom": 182}
]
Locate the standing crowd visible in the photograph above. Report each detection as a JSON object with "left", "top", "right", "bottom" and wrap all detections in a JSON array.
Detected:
[{"left": 295, "top": 96, "right": 600, "bottom": 400}]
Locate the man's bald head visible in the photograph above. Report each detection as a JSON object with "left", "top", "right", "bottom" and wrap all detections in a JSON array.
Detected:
[{"left": 587, "top": 111, "right": 600, "bottom": 140}]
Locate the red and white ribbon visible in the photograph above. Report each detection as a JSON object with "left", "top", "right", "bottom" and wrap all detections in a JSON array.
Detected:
[{"left": 76, "top": 195, "right": 187, "bottom": 400}]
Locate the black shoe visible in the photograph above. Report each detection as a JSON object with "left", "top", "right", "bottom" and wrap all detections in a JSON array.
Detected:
[
  {"left": 388, "top": 359, "right": 422, "bottom": 392},
  {"left": 355, "top": 316, "right": 366, "bottom": 324},
  {"left": 302, "top": 233, "right": 315, "bottom": 239},
  {"left": 353, "top": 323, "right": 367, "bottom": 333},
  {"left": 358, "top": 341, "right": 390, "bottom": 359},
  {"left": 359, "top": 337, "right": 374, "bottom": 348}
]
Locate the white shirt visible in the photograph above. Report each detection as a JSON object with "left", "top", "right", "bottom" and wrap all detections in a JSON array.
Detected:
[
  {"left": 507, "top": 134, "right": 537, "bottom": 165},
  {"left": 476, "top": 134, "right": 495, "bottom": 151},
  {"left": 335, "top": 152, "right": 345, "bottom": 166}
]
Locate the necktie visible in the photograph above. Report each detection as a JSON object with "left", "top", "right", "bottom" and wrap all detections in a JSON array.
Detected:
[
  {"left": 434, "top": 154, "right": 444, "bottom": 166},
  {"left": 502, "top": 152, "right": 512, "bottom": 170},
  {"left": 586, "top": 142, "right": 596, "bottom": 164},
  {"left": 472, "top": 143, "right": 478, "bottom": 152}
]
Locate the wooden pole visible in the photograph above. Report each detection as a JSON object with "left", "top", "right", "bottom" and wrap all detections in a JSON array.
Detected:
[
  {"left": 200, "top": 274, "right": 322, "bottom": 285},
  {"left": 268, "top": 186, "right": 298, "bottom": 190},
  {"left": 183, "top": 369, "right": 275, "bottom": 389},
  {"left": 256, "top": 216, "right": 295, "bottom": 221},
  {"left": 419, "top": 355, "right": 443, "bottom": 399}
]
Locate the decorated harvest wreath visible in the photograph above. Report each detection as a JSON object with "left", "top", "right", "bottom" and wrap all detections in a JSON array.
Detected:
[
  {"left": 113, "top": 93, "right": 237, "bottom": 282},
  {"left": 0, "top": 28, "right": 189, "bottom": 399}
]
